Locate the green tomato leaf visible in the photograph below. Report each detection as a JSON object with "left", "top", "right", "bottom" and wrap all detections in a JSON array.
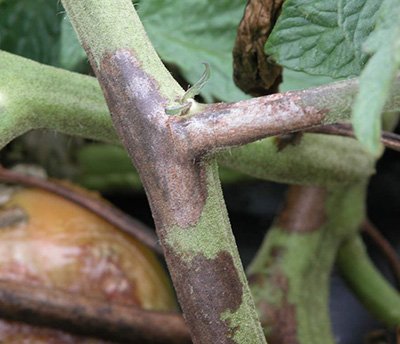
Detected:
[
  {"left": 352, "top": 0, "right": 400, "bottom": 155},
  {"left": 0, "top": 1, "right": 87, "bottom": 72},
  {"left": 2, "top": 0, "right": 248, "bottom": 101},
  {"left": 280, "top": 69, "right": 340, "bottom": 92},
  {"left": 138, "top": 0, "right": 249, "bottom": 102},
  {"left": 0, "top": 0, "right": 62, "bottom": 66},
  {"left": 265, "top": 0, "right": 383, "bottom": 78}
]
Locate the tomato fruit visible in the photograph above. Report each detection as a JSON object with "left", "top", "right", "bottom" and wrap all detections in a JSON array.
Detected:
[{"left": 0, "top": 187, "right": 177, "bottom": 343}]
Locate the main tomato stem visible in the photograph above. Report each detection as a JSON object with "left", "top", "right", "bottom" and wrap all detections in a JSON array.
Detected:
[{"left": 62, "top": 1, "right": 266, "bottom": 343}]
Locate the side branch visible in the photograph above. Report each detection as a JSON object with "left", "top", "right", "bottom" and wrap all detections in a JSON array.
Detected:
[
  {"left": 247, "top": 184, "right": 366, "bottom": 344},
  {"left": 181, "top": 76, "right": 400, "bottom": 152},
  {"left": 306, "top": 123, "right": 400, "bottom": 153},
  {"left": 0, "top": 51, "right": 118, "bottom": 150},
  {"left": 338, "top": 235, "right": 400, "bottom": 327},
  {"left": 362, "top": 219, "right": 400, "bottom": 289}
]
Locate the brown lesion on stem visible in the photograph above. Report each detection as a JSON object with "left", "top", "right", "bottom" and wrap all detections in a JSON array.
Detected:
[
  {"left": 167, "top": 250, "right": 243, "bottom": 344},
  {"left": 94, "top": 50, "right": 249, "bottom": 343},
  {"left": 97, "top": 50, "right": 209, "bottom": 229},
  {"left": 248, "top": 185, "right": 329, "bottom": 343},
  {"left": 248, "top": 247, "right": 299, "bottom": 344},
  {"left": 0, "top": 279, "right": 191, "bottom": 344},
  {"left": 180, "top": 92, "right": 329, "bottom": 153},
  {"left": 275, "top": 185, "right": 327, "bottom": 233}
]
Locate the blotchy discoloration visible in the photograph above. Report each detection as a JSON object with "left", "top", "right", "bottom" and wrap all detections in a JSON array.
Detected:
[
  {"left": 275, "top": 185, "right": 327, "bottom": 233},
  {"left": 180, "top": 93, "right": 329, "bottom": 152},
  {"left": 248, "top": 247, "right": 299, "bottom": 344},
  {"left": 256, "top": 272, "right": 298, "bottom": 344},
  {"left": 97, "top": 50, "right": 208, "bottom": 228},
  {"left": 167, "top": 250, "right": 243, "bottom": 344},
  {"left": 0, "top": 207, "right": 28, "bottom": 229},
  {"left": 92, "top": 49, "right": 265, "bottom": 344}
]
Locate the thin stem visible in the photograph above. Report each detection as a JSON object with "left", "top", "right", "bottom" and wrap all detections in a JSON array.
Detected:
[
  {"left": 0, "top": 51, "right": 118, "bottom": 150},
  {"left": 0, "top": 279, "right": 190, "bottom": 344},
  {"left": 337, "top": 235, "right": 400, "bottom": 327},
  {"left": 217, "top": 133, "right": 375, "bottom": 186},
  {"left": 181, "top": 76, "right": 400, "bottom": 153},
  {"left": 247, "top": 184, "right": 367, "bottom": 344},
  {"left": 362, "top": 219, "right": 400, "bottom": 289},
  {"left": 306, "top": 123, "right": 400, "bottom": 152},
  {"left": 0, "top": 165, "right": 162, "bottom": 255}
]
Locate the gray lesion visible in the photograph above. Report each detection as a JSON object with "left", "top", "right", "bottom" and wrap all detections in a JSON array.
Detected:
[
  {"left": 0, "top": 206, "right": 29, "bottom": 229},
  {"left": 0, "top": 182, "right": 29, "bottom": 229},
  {"left": 0, "top": 185, "right": 18, "bottom": 206},
  {"left": 0, "top": 169, "right": 43, "bottom": 228}
]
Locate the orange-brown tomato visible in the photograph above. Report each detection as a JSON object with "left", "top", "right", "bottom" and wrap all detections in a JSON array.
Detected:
[{"left": 0, "top": 188, "right": 177, "bottom": 343}]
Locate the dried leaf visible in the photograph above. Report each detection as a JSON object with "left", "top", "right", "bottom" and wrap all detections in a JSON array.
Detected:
[{"left": 233, "top": 0, "right": 285, "bottom": 96}]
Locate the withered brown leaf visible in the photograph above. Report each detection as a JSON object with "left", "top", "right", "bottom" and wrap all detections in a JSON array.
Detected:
[{"left": 233, "top": 0, "right": 285, "bottom": 96}]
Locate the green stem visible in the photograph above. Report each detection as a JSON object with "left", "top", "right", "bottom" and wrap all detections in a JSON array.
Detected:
[
  {"left": 0, "top": 51, "right": 118, "bottom": 148},
  {"left": 337, "top": 234, "right": 400, "bottom": 327},
  {"left": 164, "top": 159, "right": 267, "bottom": 343},
  {"left": 0, "top": 52, "right": 375, "bottom": 186},
  {"left": 218, "top": 134, "right": 375, "bottom": 186},
  {"left": 61, "top": 0, "right": 183, "bottom": 103},
  {"left": 247, "top": 184, "right": 366, "bottom": 344}
]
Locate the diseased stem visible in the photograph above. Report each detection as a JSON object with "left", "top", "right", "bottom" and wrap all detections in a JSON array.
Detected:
[
  {"left": 62, "top": 1, "right": 266, "bottom": 342},
  {"left": 181, "top": 76, "right": 400, "bottom": 152},
  {"left": 0, "top": 52, "right": 376, "bottom": 187},
  {"left": 0, "top": 279, "right": 190, "bottom": 344},
  {"left": 0, "top": 165, "right": 162, "bottom": 255},
  {"left": 247, "top": 184, "right": 366, "bottom": 344},
  {"left": 162, "top": 159, "right": 267, "bottom": 343},
  {"left": 60, "top": 0, "right": 183, "bottom": 103},
  {"left": 0, "top": 1, "right": 399, "bottom": 343},
  {"left": 1, "top": 50, "right": 400, "bottom": 156},
  {"left": 337, "top": 235, "right": 400, "bottom": 327}
]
